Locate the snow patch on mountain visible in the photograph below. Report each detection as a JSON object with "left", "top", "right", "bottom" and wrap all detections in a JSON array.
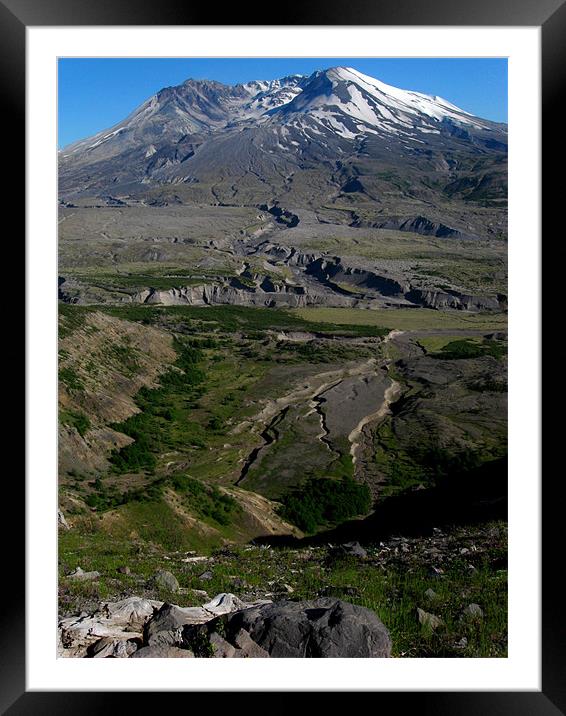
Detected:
[
  {"left": 334, "top": 67, "right": 478, "bottom": 125},
  {"left": 265, "top": 66, "right": 494, "bottom": 144},
  {"left": 86, "top": 127, "right": 127, "bottom": 151}
]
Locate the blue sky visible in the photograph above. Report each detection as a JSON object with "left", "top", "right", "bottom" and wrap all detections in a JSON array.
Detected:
[{"left": 58, "top": 58, "right": 507, "bottom": 148}]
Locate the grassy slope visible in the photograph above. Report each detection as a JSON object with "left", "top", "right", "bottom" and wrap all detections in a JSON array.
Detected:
[{"left": 58, "top": 307, "right": 303, "bottom": 549}]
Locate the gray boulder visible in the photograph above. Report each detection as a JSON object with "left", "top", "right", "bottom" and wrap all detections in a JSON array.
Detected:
[
  {"left": 146, "top": 603, "right": 199, "bottom": 647},
  {"left": 210, "top": 632, "right": 237, "bottom": 658},
  {"left": 145, "top": 594, "right": 254, "bottom": 648},
  {"left": 59, "top": 594, "right": 392, "bottom": 659},
  {"left": 340, "top": 541, "right": 368, "bottom": 558},
  {"left": 462, "top": 603, "right": 484, "bottom": 620},
  {"left": 132, "top": 645, "right": 194, "bottom": 658},
  {"left": 153, "top": 569, "right": 179, "bottom": 592},
  {"left": 68, "top": 566, "right": 100, "bottom": 581},
  {"left": 58, "top": 509, "right": 70, "bottom": 530},
  {"left": 232, "top": 628, "right": 270, "bottom": 658},
  {"left": 90, "top": 637, "right": 139, "bottom": 658},
  {"left": 417, "top": 607, "right": 443, "bottom": 631},
  {"left": 208, "top": 629, "right": 270, "bottom": 658},
  {"left": 219, "top": 598, "right": 391, "bottom": 658}
]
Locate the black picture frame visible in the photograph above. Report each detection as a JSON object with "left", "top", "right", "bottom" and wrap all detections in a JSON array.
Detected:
[{"left": 12, "top": 0, "right": 561, "bottom": 711}]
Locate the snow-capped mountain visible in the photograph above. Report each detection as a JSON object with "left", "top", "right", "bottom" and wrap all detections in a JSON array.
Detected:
[
  {"left": 274, "top": 67, "right": 494, "bottom": 139},
  {"left": 59, "top": 67, "right": 507, "bottom": 206}
]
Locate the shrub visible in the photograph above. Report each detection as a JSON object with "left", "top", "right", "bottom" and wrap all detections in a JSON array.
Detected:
[
  {"left": 60, "top": 409, "right": 91, "bottom": 437},
  {"left": 58, "top": 366, "right": 84, "bottom": 392},
  {"left": 171, "top": 474, "right": 239, "bottom": 526},
  {"left": 431, "top": 339, "right": 506, "bottom": 361},
  {"left": 280, "top": 476, "right": 371, "bottom": 533},
  {"left": 109, "top": 338, "right": 204, "bottom": 473}
]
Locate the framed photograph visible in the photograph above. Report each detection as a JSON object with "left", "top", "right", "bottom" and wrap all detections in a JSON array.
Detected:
[{"left": 12, "top": 0, "right": 560, "bottom": 709}]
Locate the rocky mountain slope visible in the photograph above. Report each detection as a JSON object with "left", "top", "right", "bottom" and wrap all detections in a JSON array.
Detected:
[
  {"left": 59, "top": 67, "right": 507, "bottom": 215},
  {"left": 58, "top": 66, "right": 508, "bottom": 314}
]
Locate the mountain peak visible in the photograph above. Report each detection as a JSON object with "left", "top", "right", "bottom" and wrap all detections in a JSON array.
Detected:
[
  {"left": 268, "top": 64, "right": 495, "bottom": 142},
  {"left": 59, "top": 65, "right": 507, "bottom": 200}
]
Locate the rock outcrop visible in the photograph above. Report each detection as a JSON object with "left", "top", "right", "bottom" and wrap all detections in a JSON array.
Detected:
[
  {"left": 203, "top": 598, "right": 392, "bottom": 658},
  {"left": 59, "top": 596, "right": 161, "bottom": 658},
  {"left": 58, "top": 593, "right": 392, "bottom": 658},
  {"left": 306, "top": 256, "right": 410, "bottom": 297},
  {"left": 352, "top": 214, "right": 480, "bottom": 242},
  {"left": 58, "top": 509, "right": 70, "bottom": 530},
  {"left": 59, "top": 240, "right": 506, "bottom": 313},
  {"left": 137, "top": 283, "right": 356, "bottom": 309},
  {"left": 405, "top": 288, "right": 506, "bottom": 312}
]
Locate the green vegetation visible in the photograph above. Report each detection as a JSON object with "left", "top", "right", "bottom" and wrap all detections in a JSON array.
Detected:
[
  {"left": 294, "top": 306, "right": 507, "bottom": 332},
  {"left": 58, "top": 366, "right": 84, "bottom": 392},
  {"left": 413, "top": 256, "right": 507, "bottom": 295},
  {"left": 332, "top": 281, "right": 363, "bottom": 295},
  {"left": 276, "top": 340, "right": 369, "bottom": 364},
  {"left": 103, "top": 340, "right": 141, "bottom": 376},
  {"left": 96, "top": 303, "right": 389, "bottom": 338},
  {"left": 109, "top": 338, "right": 205, "bottom": 474},
  {"left": 184, "top": 629, "right": 215, "bottom": 658},
  {"left": 66, "top": 272, "right": 210, "bottom": 292},
  {"left": 59, "top": 409, "right": 91, "bottom": 437},
  {"left": 59, "top": 303, "right": 91, "bottom": 339},
  {"left": 233, "top": 275, "right": 257, "bottom": 289},
  {"left": 373, "top": 418, "right": 428, "bottom": 496},
  {"left": 280, "top": 476, "right": 371, "bottom": 533},
  {"left": 81, "top": 475, "right": 165, "bottom": 510},
  {"left": 171, "top": 474, "right": 239, "bottom": 526},
  {"left": 82, "top": 470, "right": 239, "bottom": 532},
  {"left": 109, "top": 413, "right": 158, "bottom": 473},
  {"left": 417, "top": 335, "right": 478, "bottom": 353},
  {"left": 317, "top": 546, "right": 507, "bottom": 657},
  {"left": 59, "top": 521, "right": 508, "bottom": 657},
  {"left": 115, "top": 498, "right": 220, "bottom": 552},
  {"left": 372, "top": 414, "right": 505, "bottom": 497},
  {"left": 430, "top": 338, "right": 506, "bottom": 361}
]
